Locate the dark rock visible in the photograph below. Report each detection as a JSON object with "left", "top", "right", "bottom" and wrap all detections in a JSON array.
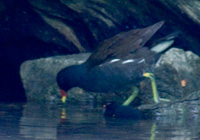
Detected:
[
  {"left": 157, "top": 48, "right": 200, "bottom": 96},
  {"left": 2, "top": 0, "right": 200, "bottom": 54}
]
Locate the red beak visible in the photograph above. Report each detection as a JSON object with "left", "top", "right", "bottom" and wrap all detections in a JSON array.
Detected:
[{"left": 60, "top": 89, "right": 67, "bottom": 103}]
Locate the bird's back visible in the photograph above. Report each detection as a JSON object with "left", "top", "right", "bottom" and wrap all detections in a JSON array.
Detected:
[{"left": 86, "top": 21, "right": 164, "bottom": 68}]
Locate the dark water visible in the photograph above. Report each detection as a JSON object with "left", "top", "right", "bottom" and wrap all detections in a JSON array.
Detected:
[{"left": 0, "top": 100, "right": 199, "bottom": 140}]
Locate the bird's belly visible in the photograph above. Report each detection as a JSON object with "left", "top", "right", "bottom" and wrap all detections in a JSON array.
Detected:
[
  {"left": 79, "top": 71, "right": 144, "bottom": 93},
  {"left": 79, "top": 79, "right": 129, "bottom": 93},
  {"left": 78, "top": 60, "right": 148, "bottom": 93}
]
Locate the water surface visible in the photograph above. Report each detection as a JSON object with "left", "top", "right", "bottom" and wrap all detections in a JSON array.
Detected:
[{"left": 0, "top": 100, "right": 199, "bottom": 140}]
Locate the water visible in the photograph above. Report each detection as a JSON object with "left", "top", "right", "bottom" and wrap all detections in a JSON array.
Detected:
[{"left": 0, "top": 100, "right": 199, "bottom": 140}]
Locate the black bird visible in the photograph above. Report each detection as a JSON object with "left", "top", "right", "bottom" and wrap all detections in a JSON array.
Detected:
[
  {"left": 57, "top": 21, "right": 171, "bottom": 104},
  {"left": 104, "top": 102, "right": 153, "bottom": 119},
  {"left": 104, "top": 102, "right": 142, "bottom": 119}
]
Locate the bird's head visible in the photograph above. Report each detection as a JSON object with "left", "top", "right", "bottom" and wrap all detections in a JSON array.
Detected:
[
  {"left": 56, "top": 68, "right": 72, "bottom": 103},
  {"left": 56, "top": 64, "right": 87, "bottom": 103}
]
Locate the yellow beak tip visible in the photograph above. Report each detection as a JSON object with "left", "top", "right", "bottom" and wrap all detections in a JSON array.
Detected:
[
  {"left": 61, "top": 96, "right": 67, "bottom": 103},
  {"left": 143, "top": 72, "right": 154, "bottom": 78},
  {"left": 143, "top": 72, "right": 148, "bottom": 77}
]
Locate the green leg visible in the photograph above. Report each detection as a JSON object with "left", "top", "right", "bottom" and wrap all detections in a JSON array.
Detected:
[
  {"left": 143, "top": 73, "right": 170, "bottom": 103},
  {"left": 150, "top": 123, "right": 157, "bottom": 140},
  {"left": 122, "top": 87, "right": 139, "bottom": 106}
]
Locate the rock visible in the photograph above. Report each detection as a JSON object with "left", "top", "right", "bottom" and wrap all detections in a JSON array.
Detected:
[
  {"left": 20, "top": 53, "right": 91, "bottom": 103},
  {"left": 141, "top": 48, "right": 200, "bottom": 103},
  {"left": 2, "top": 0, "right": 200, "bottom": 54}
]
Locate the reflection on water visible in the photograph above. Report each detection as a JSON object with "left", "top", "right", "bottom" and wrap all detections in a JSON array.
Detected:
[
  {"left": 20, "top": 103, "right": 60, "bottom": 139},
  {"left": 0, "top": 100, "right": 199, "bottom": 140}
]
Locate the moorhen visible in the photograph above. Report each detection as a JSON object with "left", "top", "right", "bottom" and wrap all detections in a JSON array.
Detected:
[
  {"left": 103, "top": 102, "right": 153, "bottom": 119},
  {"left": 103, "top": 102, "right": 142, "bottom": 119},
  {"left": 57, "top": 21, "right": 171, "bottom": 104}
]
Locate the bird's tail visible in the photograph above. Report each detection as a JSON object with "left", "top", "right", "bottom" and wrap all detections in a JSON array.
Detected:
[{"left": 150, "top": 31, "right": 181, "bottom": 53}]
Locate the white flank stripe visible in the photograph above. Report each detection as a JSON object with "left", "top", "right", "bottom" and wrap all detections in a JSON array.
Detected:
[
  {"left": 138, "top": 59, "right": 145, "bottom": 63},
  {"left": 109, "top": 59, "right": 120, "bottom": 63},
  {"left": 122, "top": 59, "right": 134, "bottom": 64}
]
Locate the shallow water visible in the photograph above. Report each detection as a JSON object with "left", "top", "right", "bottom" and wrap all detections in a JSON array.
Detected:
[{"left": 0, "top": 100, "right": 199, "bottom": 140}]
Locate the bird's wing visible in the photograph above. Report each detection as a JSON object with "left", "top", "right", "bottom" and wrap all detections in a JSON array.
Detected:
[{"left": 86, "top": 21, "right": 164, "bottom": 68}]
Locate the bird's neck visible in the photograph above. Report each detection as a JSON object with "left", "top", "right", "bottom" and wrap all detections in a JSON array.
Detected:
[
  {"left": 57, "top": 63, "right": 88, "bottom": 91},
  {"left": 69, "top": 63, "right": 88, "bottom": 84}
]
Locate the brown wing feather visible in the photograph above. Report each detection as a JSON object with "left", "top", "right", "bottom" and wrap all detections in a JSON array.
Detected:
[{"left": 86, "top": 21, "right": 164, "bottom": 68}]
